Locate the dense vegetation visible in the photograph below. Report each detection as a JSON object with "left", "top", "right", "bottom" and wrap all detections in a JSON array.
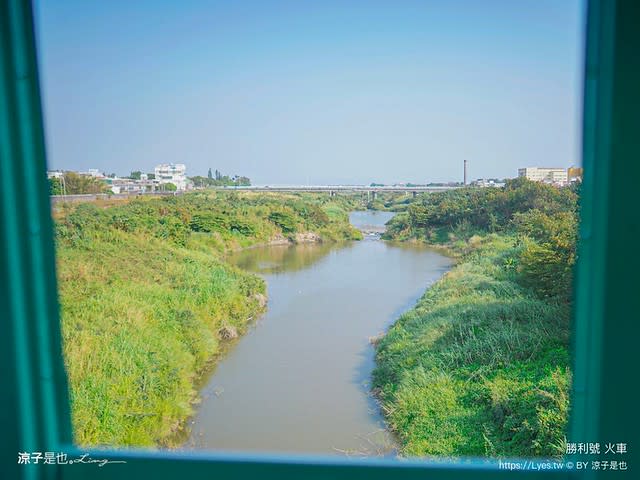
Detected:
[
  {"left": 373, "top": 178, "right": 578, "bottom": 458},
  {"left": 189, "top": 168, "right": 251, "bottom": 188},
  {"left": 54, "top": 192, "right": 361, "bottom": 446},
  {"left": 49, "top": 171, "right": 110, "bottom": 195}
]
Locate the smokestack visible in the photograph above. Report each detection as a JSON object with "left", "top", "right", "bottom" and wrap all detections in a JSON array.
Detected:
[{"left": 464, "top": 159, "right": 468, "bottom": 186}]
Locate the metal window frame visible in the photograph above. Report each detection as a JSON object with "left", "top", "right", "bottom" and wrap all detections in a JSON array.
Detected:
[{"left": 1, "top": 0, "right": 637, "bottom": 479}]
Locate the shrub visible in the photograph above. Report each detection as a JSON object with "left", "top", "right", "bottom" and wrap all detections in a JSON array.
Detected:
[{"left": 268, "top": 210, "right": 297, "bottom": 233}]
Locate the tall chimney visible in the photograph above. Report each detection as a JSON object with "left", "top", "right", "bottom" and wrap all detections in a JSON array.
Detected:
[{"left": 464, "top": 159, "right": 468, "bottom": 186}]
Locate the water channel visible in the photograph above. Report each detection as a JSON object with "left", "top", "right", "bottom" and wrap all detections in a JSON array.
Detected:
[{"left": 186, "top": 210, "right": 452, "bottom": 456}]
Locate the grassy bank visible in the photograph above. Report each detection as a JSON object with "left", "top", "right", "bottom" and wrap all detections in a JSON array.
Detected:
[
  {"left": 373, "top": 179, "right": 577, "bottom": 458},
  {"left": 55, "top": 192, "right": 361, "bottom": 446}
]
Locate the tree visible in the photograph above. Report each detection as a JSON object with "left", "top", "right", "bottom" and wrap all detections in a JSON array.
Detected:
[
  {"left": 163, "top": 182, "right": 177, "bottom": 192},
  {"left": 147, "top": 173, "right": 155, "bottom": 180},
  {"left": 62, "top": 172, "right": 109, "bottom": 194},
  {"left": 513, "top": 209, "right": 577, "bottom": 302},
  {"left": 49, "top": 177, "right": 63, "bottom": 195},
  {"left": 189, "top": 171, "right": 251, "bottom": 188},
  {"left": 269, "top": 210, "right": 297, "bottom": 234},
  {"left": 129, "top": 171, "right": 142, "bottom": 180},
  {"left": 207, "top": 168, "right": 213, "bottom": 179},
  {"left": 518, "top": 241, "right": 573, "bottom": 301}
]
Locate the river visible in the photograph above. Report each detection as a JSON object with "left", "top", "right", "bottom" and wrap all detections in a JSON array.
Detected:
[{"left": 185, "top": 210, "right": 452, "bottom": 456}]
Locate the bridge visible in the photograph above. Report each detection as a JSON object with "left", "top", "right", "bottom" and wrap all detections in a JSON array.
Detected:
[
  {"left": 50, "top": 184, "right": 462, "bottom": 206},
  {"left": 215, "top": 184, "right": 462, "bottom": 198}
]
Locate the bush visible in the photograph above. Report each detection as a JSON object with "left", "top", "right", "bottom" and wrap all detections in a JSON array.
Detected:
[
  {"left": 268, "top": 210, "right": 297, "bottom": 233},
  {"left": 518, "top": 241, "right": 573, "bottom": 301},
  {"left": 190, "top": 213, "right": 229, "bottom": 233},
  {"left": 388, "top": 179, "right": 578, "bottom": 245}
]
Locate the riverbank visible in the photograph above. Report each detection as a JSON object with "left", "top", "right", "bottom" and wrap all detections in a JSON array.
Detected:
[
  {"left": 55, "top": 192, "right": 361, "bottom": 446},
  {"left": 372, "top": 235, "right": 570, "bottom": 457},
  {"left": 372, "top": 179, "right": 576, "bottom": 458}
]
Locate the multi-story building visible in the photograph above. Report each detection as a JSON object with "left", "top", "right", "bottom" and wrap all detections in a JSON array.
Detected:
[
  {"left": 154, "top": 163, "right": 187, "bottom": 190},
  {"left": 518, "top": 167, "right": 568, "bottom": 185}
]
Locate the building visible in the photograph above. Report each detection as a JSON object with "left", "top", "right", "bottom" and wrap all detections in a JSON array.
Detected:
[
  {"left": 471, "top": 178, "right": 506, "bottom": 188},
  {"left": 78, "top": 168, "right": 105, "bottom": 178},
  {"left": 154, "top": 163, "right": 187, "bottom": 190},
  {"left": 108, "top": 179, "right": 142, "bottom": 194},
  {"left": 107, "top": 177, "right": 156, "bottom": 194},
  {"left": 46, "top": 170, "right": 64, "bottom": 179},
  {"left": 518, "top": 167, "right": 568, "bottom": 186},
  {"left": 568, "top": 166, "right": 584, "bottom": 183}
]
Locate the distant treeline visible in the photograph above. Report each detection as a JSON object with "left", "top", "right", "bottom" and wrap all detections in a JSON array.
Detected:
[
  {"left": 190, "top": 169, "right": 251, "bottom": 188},
  {"left": 385, "top": 177, "right": 579, "bottom": 301},
  {"left": 49, "top": 172, "right": 110, "bottom": 195}
]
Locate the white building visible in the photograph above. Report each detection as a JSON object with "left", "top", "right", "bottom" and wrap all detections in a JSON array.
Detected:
[
  {"left": 78, "top": 168, "right": 105, "bottom": 178},
  {"left": 108, "top": 178, "right": 156, "bottom": 194},
  {"left": 154, "top": 163, "right": 187, "bottom": 190},
  {"left": 518, "top": 167, "right": 568, "bottom": 186},
  {"left": 472, "top": 178, "right": 506, "bottom": 188},
  {"left": 46, "top": 170, "right": 64, "bottom": 179}
]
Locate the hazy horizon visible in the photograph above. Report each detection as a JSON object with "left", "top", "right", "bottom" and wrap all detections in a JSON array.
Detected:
[{"left": 35, "top": 0, "right": 584, "bottom": 184}]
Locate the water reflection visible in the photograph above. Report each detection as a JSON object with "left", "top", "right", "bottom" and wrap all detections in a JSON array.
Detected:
[
  {"left": 349, "top": 210, "right": 396, "bottom": 235},
  {"left": 227, "top": 242, "right": 341, "bottom": 274}
]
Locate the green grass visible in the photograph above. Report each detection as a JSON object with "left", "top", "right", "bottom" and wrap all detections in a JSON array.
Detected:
[
  {"left": 57, "top": 231, "right": 266, "bottom": 446},
  {"left": 372, "top": 235, "right": 571, "bottom": 458},
  {"left": 55, "top": 191, "right": 361, "bottom": 447}
]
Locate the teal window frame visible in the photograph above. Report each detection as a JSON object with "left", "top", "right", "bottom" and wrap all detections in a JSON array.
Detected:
[{"left": 1, "top": 0, "right": 637, "bottom": 478}]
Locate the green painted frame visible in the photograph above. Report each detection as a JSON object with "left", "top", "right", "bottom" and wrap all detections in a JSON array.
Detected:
[{"left": 1, "top": 0, "right": 637, "bottom": 479}]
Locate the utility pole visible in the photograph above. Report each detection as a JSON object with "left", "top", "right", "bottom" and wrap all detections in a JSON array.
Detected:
[
  {"left": 463, "top": 159, "right": 468, "bottom": 186},
  {"left": 61, "top": 173, "right": 67, "bottom": 198}
]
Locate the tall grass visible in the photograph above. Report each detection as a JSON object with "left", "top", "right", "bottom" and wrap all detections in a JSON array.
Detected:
[
  {"left": 57, "top": 231, "right": 265, "bottom": 446},
  {"left": 372, "top": 235, "right": 571, "bottom": 458}
]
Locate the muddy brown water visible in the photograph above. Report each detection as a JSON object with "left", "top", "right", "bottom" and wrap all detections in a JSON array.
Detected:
[{"left": 185, "top": 211, "right": 452, "bottom": 456}]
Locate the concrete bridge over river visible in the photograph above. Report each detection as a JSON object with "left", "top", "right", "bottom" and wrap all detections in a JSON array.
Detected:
[
  {"left": 216, "top": 184, "right": 462, "bottom": 198},
  {"left": 50, "top": 184, "right": 462, "bottom": 205}
]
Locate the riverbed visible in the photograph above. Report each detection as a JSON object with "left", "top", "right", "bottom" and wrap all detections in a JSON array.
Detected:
[{"left": 185, "top": 211, "right": 452, "bottom": 455}]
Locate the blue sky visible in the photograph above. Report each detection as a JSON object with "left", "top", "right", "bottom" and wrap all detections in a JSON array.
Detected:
[{"left": 34, "top": 0, "right": 584, "bottom": 184}]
